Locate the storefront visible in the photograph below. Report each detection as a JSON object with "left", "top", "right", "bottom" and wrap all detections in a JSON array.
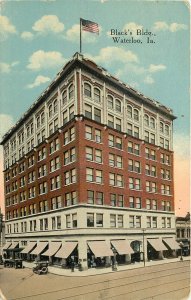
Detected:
[
  {"left": 111, "top": 240, "right": 133, "bottom": 265},
  {"left": 87, "top": 241, "right": 114, "bottom": 268},
  {"left": 54, "top": 241, "right": 78, "bottom": 268},
  {"left": 147, "top": 238, "right": 168, "bottom": 260}
]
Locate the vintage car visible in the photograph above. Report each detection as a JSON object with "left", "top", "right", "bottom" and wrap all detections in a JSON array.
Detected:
[{"left": 33, "top": 261, "right": 48, "bottom": 275}]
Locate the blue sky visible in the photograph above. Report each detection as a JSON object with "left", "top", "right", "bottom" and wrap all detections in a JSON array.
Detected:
[{"left": 0, "top": 0, "right": 190, "bottom": 137}]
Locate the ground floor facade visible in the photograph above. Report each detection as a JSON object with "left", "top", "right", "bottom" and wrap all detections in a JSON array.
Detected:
[{"left": 2, "top": 205, "right": 181, "bottom": 270}]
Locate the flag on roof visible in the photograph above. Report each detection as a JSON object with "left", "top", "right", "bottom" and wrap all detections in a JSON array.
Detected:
[{"left": 81, "top": 18, "right": 99, "bottom": 34}]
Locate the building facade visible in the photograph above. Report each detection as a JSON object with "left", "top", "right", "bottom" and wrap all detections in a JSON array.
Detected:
[
  {"left": 1, "top": 53, "right": 179, "bottom": 269},
  {"left": 176, "top": 213, "right": 190, "bottom": 256}
]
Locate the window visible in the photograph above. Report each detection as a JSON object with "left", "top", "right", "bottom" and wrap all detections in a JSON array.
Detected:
[
  {"left": 128, "top": 142, "right": 133, "bottom": 153},
  {"left": 96, "top": 170, "right": 103, "bottom": 183},
  {"left": 57, "top": 216, "right": 62, "bottom": 229},
  {"left": 54, "top": 99, "right": 58, "bottom": 113},
  {"left": 136, "top": 197, "right": 141, "bottom": 209},
  {"left": 94, "top": 108, "right": 101, "bottom": 122},
  {"left": 116, "top": 155, "right": 122, "bottom": 168},
  {"left": 86, "top": 147, "right": 93, "bottom": 161},
  {"left": 136, "top": 216, "right": 141, "bottom": 228},
  {"left": 65, "top": 191, "right": 77, "bottom": 206},
  {"left": 108, "top": 134, "right": 114, "bottom": 147},
  {"left": 127, "top": 105, "right": 132, "bottom": 118},
  {"left": 87, "top": 213, "right": 94, "bottom": 227},
  {"left": 66, "top": 215, "right": 71, "bottom": 228},
  {"left": 118, "top": 215, "right": 123, "bottom": 227},
  {"left": 152, "top": 200, "right": 157, "bottom": 210},
  {"left": 96, "top": 192, "right": 103, "bottom": 205},
  {"left": 115, "top": 99, "right": 121, "bottom": 112},
  {"left": 69, "top": 105, "right": 74, "bottom": 120},
  {"left": 110, "top": 214, "right": 116, "bottom": 227},
  {"left": 62, "top": 90, "right": 67, "bottom": 105},
  {"left": 110, "top": 194, "right": 116, "bottom": 206},
  {"left": 109, "top": 154, "right": 115, "bottom": 167},
  {"left": 84, "top": 83, "right": 91, "bottom": 97},
  {"left": 118, "top": 195, "right": 124, "bottom": 207},
  {"left": 68, "top": 84, "right": 74, "bottom": 100},
  {"left": 160, "top": 122, "right": 164, "bottom": 133},
  {"left": 72, "top": 214, "right": 77, "bottom": 228},
  {"left": 150, "top": 133, "right": 155, "bottom": 144},
  {"left": 146, "top": 199, "right": 151, "bottom": 210},
  {"left": 95, "top": 149, "right": 102, "bottom": 163},
  {"left": 116, "top": 174, "right": 123, "bottom": 187},
  {"left": 108, "top": 95, "right": 114, "bottom": 109},
  {"left": 108, "top": 114, "right": 114, "bottom": 128},
  {"left": 109, "top": 173, "right": 115, "bottom": 186},
  {"left": 94, "top": 88, "right": 101, "bottom": 102},
  {"left": 152, "top": 217, "right": 157, "bottom": 228},
  {"left": 134, "top": 126, "right": 139, "bottom": 138},
  {"left": 162, "top": 217, "right": 166, "bottom": 228},
  {"left": 144, "top": 114, "right": 149, "bottom": 126},
  {"left": 129, "top": 216, "right": 135, "bottom": 228},
  {"left": 49, "top": 104, "right": 53, "bottom": 118},
  {"left": 85, "top": 126, "right": 93, "bottom": 140},
  {"left": 96, "top": 214, "right": 103, "bottom": 227},
  {"left": 116, "top": 118, "right": 121, "bottom": 131},
  {"left": 127, "top": 123, "right": 133, "bottom": 136},
  {"left": 116, "top": 137, "right": 122, "bottom": 149},
  {"left": 134, "top": 109, "right": 139, "bottom": 121},
  {"left": 129, "top": 196, "right": 134, "bottom": 208},
  {"left": 95, "top": 129, "right": 101, "bottom": 143},
  {"left": 87, "top": 190, "right": 94, "bottom": 204},
  {"left": 167, "top": 218, "right": 171, "bottom": 228},
  {"left": 86, "top": 168, "right": 93, "bottom": 182},
  {"left": 145, "top": 131, "right": 149, "bottom": 142},
  {"left": 63, "top": 111, "right": 68, "bottom": 124},
  {"left": 51, "top": 196, "right": 62, "bottom": 209},
  {"left": 150, "top": 117, "right": 155, "bottom": 129},
  {"left": 147, "top": 217, "right": 151, "bottom": 228},
  {"left": 85, "top": 104, "right": 92, "bottom": 119},
  {"left": 165, "top": 125, "right": 169, "bottom": 136}
]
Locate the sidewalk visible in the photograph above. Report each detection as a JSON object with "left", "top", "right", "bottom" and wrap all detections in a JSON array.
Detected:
[{"left": 23, "top": 256, "right": 190, "bottom": 277}]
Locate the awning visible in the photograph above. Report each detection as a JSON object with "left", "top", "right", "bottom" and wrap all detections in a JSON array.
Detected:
[
  {"left": 55, "top": 242, "right": 77, "bottom": 259},
  {"left": 88, "top": 241, "right": 114, "bottom": 257},
  {"left": 20, "top": 242, "right": 37, "bottom": 254},
  {"left": 148, "top": 239, "right": 168, "bottom": 251},
  {"left": 30, "top": 242, "right": 48, "bottom": 255},
  {"left": 2, "top": 242, "right": 12, "bottom": 250},
  {"left": 43, "top": 242, "right": 62, "bottom": 257},
  {"left": 8, "top": 242, "right": 19, "bottom": 250},
  {"left": 162, "top": 238, "right": 181, "bottom": 250},
  {"left": 111, "top": 240, "right": 134, "bottom": 255}
]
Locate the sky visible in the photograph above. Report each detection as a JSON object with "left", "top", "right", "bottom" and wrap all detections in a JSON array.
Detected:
[{"left": 0, "top": 0, "right": 190, "bottom": 216}]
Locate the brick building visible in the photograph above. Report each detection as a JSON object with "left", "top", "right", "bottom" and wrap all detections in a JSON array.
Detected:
[{"left": 1, "top": 52, "right": 180, "bottom": 269}]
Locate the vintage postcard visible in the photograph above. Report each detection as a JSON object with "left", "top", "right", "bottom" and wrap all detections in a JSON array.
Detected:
[{"left": 0, "top": 0, "right": 190, "bottom": 299}]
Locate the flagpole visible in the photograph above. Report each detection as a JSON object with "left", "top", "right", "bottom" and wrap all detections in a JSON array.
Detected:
[{"left": 80, "top": 18, "right": 82, "bottom": 53}]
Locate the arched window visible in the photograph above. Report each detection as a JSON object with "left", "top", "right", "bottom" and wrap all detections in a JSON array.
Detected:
[
  {"left": 165, "top": 124, "right": 169, "bottom": 136},
  {"left": 68, "top": 84, "right": 74, "bottom": 100},
  {"left": 62, "top": 90, "right": 67, "bottom": 105},
  {"left": 115, "top": 99, "right": 121, "bottom": 112},
  {"left": 84, "top": 83, "right": 91, "bottom": 98},
  {"left": 36, "top": 116, "right": 40, "bottom": 128},
  {"left": 94, "top": 88, "right": 101, "bottom": 102},
  {"left": 144, "top": 114, "right": 149, "bottom": 126},
  {"left": 127, "top": 105, "right": 133, "bottom": 118},
  {"left": 49, "top": 104, "right": 53, "bottom": 117},
  {"left": 54, "top": 99, "right": 58, "bottom": 113},
  {"left": 108, "top": 95, "right": 114, "bottom": 109},
  {"left": 150, "top": 117, "right": 155, "bottom": 129},
  {"left": 160, "top": 122, "right": 164, "bottom": 133},
  {"left": 41, "top": 112, "right": 45, "bottom": 124},
  {"left": 134, "top": 109, "right": 139, "bottom": 121}
]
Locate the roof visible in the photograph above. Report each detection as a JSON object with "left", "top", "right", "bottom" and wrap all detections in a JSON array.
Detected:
[{"left": 0, "top": 52, "right": 176, "bottom": 145}]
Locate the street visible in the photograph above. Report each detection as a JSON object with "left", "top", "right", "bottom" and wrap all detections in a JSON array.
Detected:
[{"left": 0, "top": 260, "right": 190, "bottom": 300}]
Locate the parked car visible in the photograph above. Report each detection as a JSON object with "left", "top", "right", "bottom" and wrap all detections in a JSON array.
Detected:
[{"left": 33, "top": 261, "right": 48, "bottom": 275}]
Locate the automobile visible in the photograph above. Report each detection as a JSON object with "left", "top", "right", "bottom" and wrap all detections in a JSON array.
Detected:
[{"left": 33, "top": 261, "right": 48, "bottom": 275}]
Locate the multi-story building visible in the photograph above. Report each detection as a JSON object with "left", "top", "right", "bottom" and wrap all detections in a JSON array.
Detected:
[{"left": 1, "top": 52, "right": 180, "bottom": 269}]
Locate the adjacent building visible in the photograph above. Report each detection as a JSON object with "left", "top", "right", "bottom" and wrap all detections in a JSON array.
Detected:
[
  {"left": 176, "top": 212, "right": 190, "bottom": 256},
  {"left": 1, "top": 52, "right": 180, "bottom": 269}
]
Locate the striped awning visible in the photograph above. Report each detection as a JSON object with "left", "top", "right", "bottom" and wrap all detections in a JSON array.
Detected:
[
  {"left": 162, "top": 238, "right": 181, "bottom": 250},
  {"left": 88, "top": 241, "right": 114, "bottom": 257},
  {"left": 43, "top": 242, "right": 62, "bottom": 257},
  {"left": 8, "top": 242, "right": 19, "bottom": 250},
  {"left": 111, "top": 240, "right": 134, "bottom": 255},
  {"left": 147, "top": 239, "right": 168, "bottom": 251},
  {"left": 20, "top": 242, "right": 37, "bottom": 254},
  {"left": 55, "top": 242, "right": 77, "bottom": 259},
  {"left": 2, "top": 242, "right": 12, "bottom": 250},
  {"left": 30, "top": 242, "right": 48, "bottom": 255}
]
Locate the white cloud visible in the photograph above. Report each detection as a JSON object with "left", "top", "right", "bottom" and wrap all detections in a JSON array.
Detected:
[
  {"left": 85, "top": 47, "right": 139, "bottom": 64},
  {"left": 144, "top": 75, "right": 154, "bottom": 84},
  {"left": 21, "top": 31, "right": 34, "bottom": 40},
  {"left": 148, "top": 64, "right": 166, "bottom": 73},
  {"left": 153, "top": 21, "right": 187, "bottom": 32},
  {"left": 0, "top": 61, "right": 19, "bottom": 73},
  {"left": 27, "top": 75, "right": 51, "bottom": 89},
  {"left": 65, "top": 24, "right": 100, "bottom": 43},
  {"left": 123, "top": 22, "right": 143, "bottom": 34},
  {"left": 27, "top": 50, "right": 66, "bottom": 70},
  {"left": 0, "top": 16, "right": 17, "bottom": 41},
  {"left": 0, "top": 114, "right": 14, "bottom": 140},
  {"left": 32, "top": 15, "right": 64, "bottom": 34}
]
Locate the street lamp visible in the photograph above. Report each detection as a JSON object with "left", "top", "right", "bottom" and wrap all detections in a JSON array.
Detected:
[{"left": 142, "top": 228, "right": 146, "bottom": 267}]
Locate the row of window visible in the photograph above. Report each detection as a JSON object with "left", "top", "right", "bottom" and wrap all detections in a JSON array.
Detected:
[{"left": 7, "top": 213, "right": 172, "bottom": 234}]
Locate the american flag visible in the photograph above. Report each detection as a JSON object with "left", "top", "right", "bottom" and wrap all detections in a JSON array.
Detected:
[{"left": 81, "top": 18, "right": 99, "bottom": 34}]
